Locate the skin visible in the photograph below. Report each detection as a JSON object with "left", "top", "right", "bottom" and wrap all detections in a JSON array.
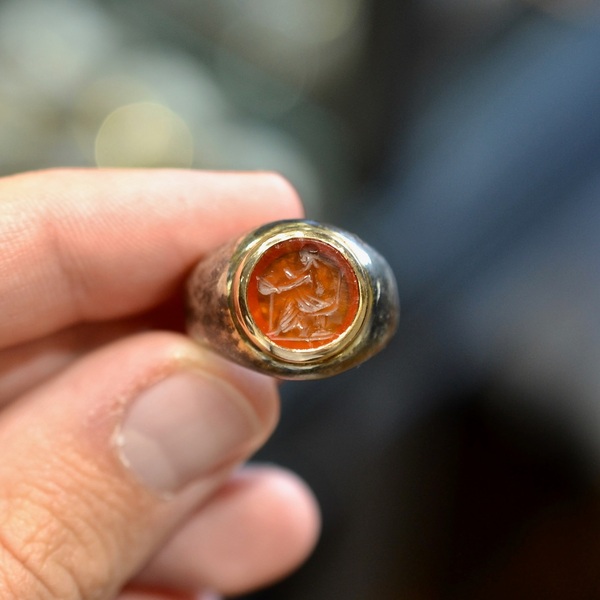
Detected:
[{"left": 0, "top": 169, "right": 320, "bottom": 600}]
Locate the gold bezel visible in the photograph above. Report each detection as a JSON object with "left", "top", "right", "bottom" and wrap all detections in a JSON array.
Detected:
[{"left": 228, "top": 221, "right": 372, "bottom": 365}]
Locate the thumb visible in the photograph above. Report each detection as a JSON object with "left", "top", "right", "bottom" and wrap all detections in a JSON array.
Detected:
[{"left": 0, "top": 332, "right": 278, "bottom": 600}]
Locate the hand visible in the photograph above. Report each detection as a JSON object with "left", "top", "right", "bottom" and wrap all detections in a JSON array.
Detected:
[{"left": 0, "top": 169, "right": 319, "bottom": 599}]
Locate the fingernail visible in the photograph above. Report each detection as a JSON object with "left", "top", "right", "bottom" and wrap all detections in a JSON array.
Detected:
[{"left": 117, "top": 372, "right": 261, "bottom": 493}]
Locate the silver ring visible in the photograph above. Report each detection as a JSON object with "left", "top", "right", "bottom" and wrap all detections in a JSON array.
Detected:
[{"left": 186, "top": 220, "right": 399, "bottom": 379}]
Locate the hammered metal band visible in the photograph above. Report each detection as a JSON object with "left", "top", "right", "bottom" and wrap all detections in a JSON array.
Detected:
[{"left": 186, "top": 220, "right": 399, "bottom": 379}]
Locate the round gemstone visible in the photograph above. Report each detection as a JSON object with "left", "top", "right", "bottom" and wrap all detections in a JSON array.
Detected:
[{"left": 246, "top": 239, "right": 360, "bottom": 350}]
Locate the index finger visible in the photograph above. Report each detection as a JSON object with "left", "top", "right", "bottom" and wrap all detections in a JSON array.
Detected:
[{"left": 0, "top": 168, "right": 302, "bottom": 349}]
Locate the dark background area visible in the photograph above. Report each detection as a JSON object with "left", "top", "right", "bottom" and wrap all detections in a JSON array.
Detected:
[{"left": 2, "top": 1, "right": 600, "bottom": 598}]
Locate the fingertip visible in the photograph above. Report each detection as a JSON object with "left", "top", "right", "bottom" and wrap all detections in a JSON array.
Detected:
[
  {"left": 191, "top": 353, "right": 281, "bottom": 440},
  {"left": 241, "top": 464, "right": 322, "bottom": 563},
  {"left": 198, "top": 464, "right": 322, "bottom": 593},
  {"left": 113, "top": 341, "right": 282, "bottom": 494},
  {"left": 136, "top": 464, "right": 320, "bottom": 596},
  {"left": 251, "top": 171, "right": 305, "bottom": 220}
]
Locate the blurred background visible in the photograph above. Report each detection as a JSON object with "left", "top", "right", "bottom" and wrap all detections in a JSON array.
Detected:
[{"left": 3, "top": 0, "right": 600, "bottom": 598}]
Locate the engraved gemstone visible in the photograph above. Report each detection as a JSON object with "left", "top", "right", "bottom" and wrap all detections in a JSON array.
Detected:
[{"left": 246, "top": 239, "right": 360, "bottom": 350}]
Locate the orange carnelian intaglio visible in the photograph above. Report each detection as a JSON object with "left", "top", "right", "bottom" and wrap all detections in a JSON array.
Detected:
[{"left": 247, "top": 239, "right": 359, "bottom": 350}]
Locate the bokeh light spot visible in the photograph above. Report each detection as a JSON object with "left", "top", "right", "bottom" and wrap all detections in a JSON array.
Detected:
[{"left": 94, "top": 102, "right": 193, "bottom": 168}]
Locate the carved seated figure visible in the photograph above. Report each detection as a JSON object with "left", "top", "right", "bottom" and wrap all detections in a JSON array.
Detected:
[{"left": 257, "top": 245, "right": 342, "bottom": 342}]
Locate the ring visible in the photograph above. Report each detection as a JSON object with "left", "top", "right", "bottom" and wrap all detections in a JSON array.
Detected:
[{"left": 186, "top": 219, "right": 399, "bottom": 379}]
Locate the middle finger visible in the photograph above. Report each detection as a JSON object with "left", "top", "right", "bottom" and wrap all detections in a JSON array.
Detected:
[{"left": 0, "top": 294, "right": 186, "bottom": 406}]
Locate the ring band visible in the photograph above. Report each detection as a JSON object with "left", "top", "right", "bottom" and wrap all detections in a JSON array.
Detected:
[{"left": 186, "top": 219, "right": 399, "bottom": 379}]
